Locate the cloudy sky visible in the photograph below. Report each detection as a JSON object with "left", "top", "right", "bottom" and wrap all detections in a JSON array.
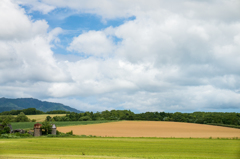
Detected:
[{"left": 0, "top": 0, "right": 240, "bottom": 113}]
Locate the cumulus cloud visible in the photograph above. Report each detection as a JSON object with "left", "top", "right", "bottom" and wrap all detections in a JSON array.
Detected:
[
  {"left": 0, "top": 0, "right": 48, "bottom": 40},
  {"left": 67, "top": 31, "right": 115, "bottom": 57},
  {"left": 1, "top": 0, "right": 240, "bottom": 112},
  {"left": 0, "top": 0, "right": 69, "bottom": 94}
]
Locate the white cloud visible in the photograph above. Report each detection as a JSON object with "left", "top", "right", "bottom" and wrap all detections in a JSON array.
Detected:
[
  {"left": 0, "top": 0, "right": 49, "bottom": 40},
  {"left": 67, "top": 31, "right": 115, "bottom": 57},
  {"left": 13, "top": 0, "right": 240, "bottom": 23},
  {"left": 1, "top": 0, "right": 240, "bottom": 112},
  {"left": 13, "top": 0, "right": 55, "bottom": 14},
  {"left": 0, "top": 0, "right": 69, "bottom": 87}
]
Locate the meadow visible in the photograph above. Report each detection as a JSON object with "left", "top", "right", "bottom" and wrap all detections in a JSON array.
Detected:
[{"left": 0, "top": 137, "right": 240, "bottom": 159}]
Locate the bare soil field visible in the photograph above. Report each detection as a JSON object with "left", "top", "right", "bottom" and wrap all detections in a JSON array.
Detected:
[{"left": 57, "top": 121, "right": 240, "bottom": 138}]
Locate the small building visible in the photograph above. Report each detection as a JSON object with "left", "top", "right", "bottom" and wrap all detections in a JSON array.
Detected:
[
  {"left": 51, "top": 124, "right": 56, "bottom": 135},
  {"left": 34, "top": 123, "right": 42, "bottom": 137}
]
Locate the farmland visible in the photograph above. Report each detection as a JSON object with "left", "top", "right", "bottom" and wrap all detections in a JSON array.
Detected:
[
  {"left": 27, "top": 114, "right": 66, "bottom": 122},
  {"left": 0, "top": 137, "right": 240, "bottom": 159},
  {"left": 2, "top": 120, "right": 240, "bottom": 158},
  {"left": 0, "top": 114, "right": 66, "bottom": 122},
  {"left": 57, "top": 121, "right": 240, "bottom": 138}
]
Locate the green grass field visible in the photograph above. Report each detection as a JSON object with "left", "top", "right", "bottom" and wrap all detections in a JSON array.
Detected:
[
  {"left": 0, "top": 137, "right": 239, "bottom": 159},
  {"left": 10, "top": 120, "right": 116, "bottom": 130}
]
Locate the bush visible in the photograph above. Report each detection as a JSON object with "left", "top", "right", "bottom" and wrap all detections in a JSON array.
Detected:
[
  {"left": 15, "top": 112, "right": 30, "bottom": 122},
  {"left": 14, "top": 132, "right": 32, "bottom": 137},
  {"left": 45, "top": 116, "right": 52, "bottom": 121},
  {"left": 66, "top": 130, "right": 73, "bottom": 135},
  {"left": 78, "top": 116, "right": 92, "bottom": 121},
  {"left": 52, "top": 116, "right": 62, "bottom": 121},
  {"left": 31, "top": 119, "right": 36, "bottom": 122},
  {"left": 0, "top": 134, "right": 20, "bottom": 138},
  {"left": 56, "top": 130, "right": 61, "bottom": 135},
  {"left": 0, "top": 126, "right": 11, "bottom": 134},
  {"left": 41, "top": 121, "right": 52, "bottom": 135}
]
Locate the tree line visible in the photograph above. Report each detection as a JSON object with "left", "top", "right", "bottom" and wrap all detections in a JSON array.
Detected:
[
  {"left": 0, "top": 108, "right": 70, "bottom": 115},
  {"left": 1, "top": 108, "right": 240, "bottom": 128},
  {"left": 48, "top": 110, "right": 240, "bottom": 127}
]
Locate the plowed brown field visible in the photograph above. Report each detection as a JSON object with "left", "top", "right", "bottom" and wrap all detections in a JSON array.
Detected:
[{"left": 57, "top": 121, "right": 240, "bottom": 138}]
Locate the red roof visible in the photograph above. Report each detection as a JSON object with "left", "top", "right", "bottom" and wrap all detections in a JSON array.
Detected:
[{"left": 34, "top": 123, "right": 42, "bottom": 128}]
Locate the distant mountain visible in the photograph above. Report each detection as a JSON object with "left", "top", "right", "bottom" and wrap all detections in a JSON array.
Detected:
[{"left": 0, "top": 97, "right": 83, "bottom": 113}]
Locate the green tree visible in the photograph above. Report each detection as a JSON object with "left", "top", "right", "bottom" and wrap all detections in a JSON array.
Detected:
[
  {"left": 41, "top": 121, "right": 52, "bottom": 135},
  {"left": 79, "top": 116, "right": 92, "bottom": 121},
  {"left": 0, "top": 119, "right": 11, "bottom": 134},
  {"left": 15, "top": 112, "right": 30, "bottom": 122},
  {"left": 45, "top": 116, "right": 52, "bottom": 121}
]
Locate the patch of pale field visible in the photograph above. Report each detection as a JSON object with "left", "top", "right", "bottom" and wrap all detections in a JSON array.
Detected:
[
  {"left": 0, "top": 154, "right": 139, "bottom": 159},
  {"left": 27, "top": 114, "right": 66, "bottom": 122},
  {"left": 57, "top": 121, "right": 240, "bottom": 138}
]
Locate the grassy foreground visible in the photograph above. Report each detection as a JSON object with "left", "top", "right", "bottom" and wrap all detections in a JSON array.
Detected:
[
  {"left": 11, "top": 120, "right": 116, "bottom": 130},
  {"left": 0, "top": 137, "right": 239, "bottom": 159}
]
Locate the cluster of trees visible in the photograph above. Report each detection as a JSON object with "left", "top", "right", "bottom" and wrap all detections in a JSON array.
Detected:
[
  {"left": 0, "top": 112, "right": 32, "bottom": 122},
  {"left": 134, "top": 112, "right": 240, "bottom": 125},
  {"left": 46, "top": 110, "right": 71, "bottom": 114},
  {"left": 0, "top": 108, "right": 44, "bottom": 115},
  {"left": 0, "top": 112, "right": 32, "bottom": 134},
  {"left": 48, "top": 110, "right": 240, "bottom": 126},
  {"left": 48, "top": 110, "right": 134, "bottom": 121},
  {"left": 0, "top": 108, "right": 71, "bottom": 115}
]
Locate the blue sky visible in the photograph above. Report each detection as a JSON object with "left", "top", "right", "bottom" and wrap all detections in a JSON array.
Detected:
[
  {"left": 0, "top": 0, "right": 240, "bottom": 113},
  {"left": 23, "top": 6, "right": 134, "bottom": 55}
]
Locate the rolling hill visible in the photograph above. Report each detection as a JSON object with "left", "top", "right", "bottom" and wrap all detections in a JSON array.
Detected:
[{"left": 0, "top": 97, "right": 83, "bottom": 113}]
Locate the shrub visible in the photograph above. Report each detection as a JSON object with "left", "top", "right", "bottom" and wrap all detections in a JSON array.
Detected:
[
  {"left": 56, "top": 130, "right": 61, "bottom": 135},
  {"left": 15, "top": 112, "right": 30, "bottom": 122},
  {"left": 31, "top": 119, "right": 36, "bottom": 122},
  {"left": 0, "top": 134, "right": 20, "bottom": 138},
  {"left": 78, "top": 116, "right": 92, "bottom": 121},
  {"left": 41, "top": 121, "right": 52, "bottom": 135},
  {"left": 66, "top": 130, "right": 73, "bottom": 135},
  {"left": 45, "top": 116, "right": 52, "bottom": 121},
  {"left": 0, "top": 126, "right": 11, "bottom": 134},
  {"left": 14, "top": 132, "right": 32, "bottom": 137}
]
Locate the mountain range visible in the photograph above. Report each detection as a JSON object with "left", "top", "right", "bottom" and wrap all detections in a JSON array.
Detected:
[{"left": 0, "top": 97, "right": 83, "bottom": 113}]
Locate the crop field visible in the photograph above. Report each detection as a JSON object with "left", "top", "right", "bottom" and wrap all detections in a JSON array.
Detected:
[
  {"left": 0, "top": 137, "right": 240, "bottom": 159},
  {"left": 10, "top": 120, "right": 115, "bottom": 130},
  {"left": 0, "top": 114, "right": 66, "bottom": 122},
  {"left": 58, "top": 121, "right": 240, "bottom": 138},
  {"left": 26, "top": 114, "right": 66, "bottom": 122}
]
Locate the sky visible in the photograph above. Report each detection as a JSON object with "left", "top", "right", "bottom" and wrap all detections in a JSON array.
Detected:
[{"left": 0, "top": 0, "right": 240, "bottom": 113}]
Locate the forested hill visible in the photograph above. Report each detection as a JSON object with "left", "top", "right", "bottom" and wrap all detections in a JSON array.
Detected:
[{"left": 0, "top": 97, "right": 83, "bottom": 113}]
